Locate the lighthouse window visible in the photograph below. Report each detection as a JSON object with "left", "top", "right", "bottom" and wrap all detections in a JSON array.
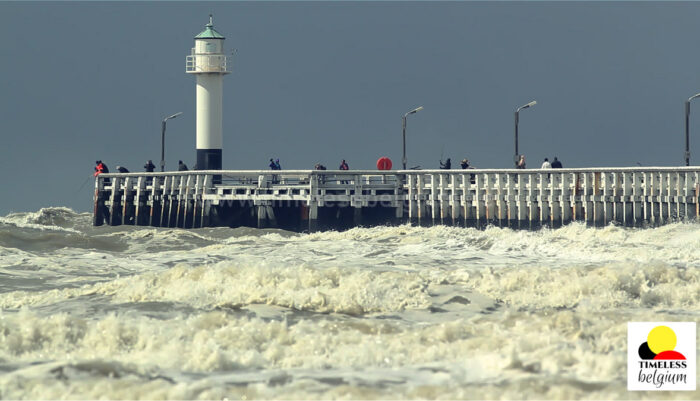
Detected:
[{"left": 206, "top": 42, "right": 217, "bottom": 53}]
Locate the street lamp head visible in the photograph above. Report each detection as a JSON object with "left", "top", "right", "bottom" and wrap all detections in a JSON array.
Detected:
[
  {"left": 165, "top": 111, "right": 184, "bottom": 122},
  {"left": 516, "top": 100, "right": 537, "bottom": 113},
  {"left": 404, "top": 106, "right": 424, "bottom": 117},
  {"left": 688, "top": 93, "right": 700, "bottom": 103}
]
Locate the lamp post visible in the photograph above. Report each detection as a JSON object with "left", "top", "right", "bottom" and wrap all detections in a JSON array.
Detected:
[
  {"left": 685, "top": 93, "right": 700, "bottom": 166},
  {"left": 161, "top": 112, "right": 183, "bottom": 172},
  {"left": 402, "top": 106, "right": 424, "bottom": 170},
  {"left": 514, "top": 100, "right": 537, "bottom": 167}
]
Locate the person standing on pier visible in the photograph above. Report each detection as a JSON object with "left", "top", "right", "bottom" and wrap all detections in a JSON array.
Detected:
[
  {"left": 94, "top": 160, "right": 110, "bottom": 184},
  {"left": 551, "top": 157, "right": 563, "bottom": 168},
  {"left": 440, "top": 158, "right": 451, "bottom": 169},
  {"left": 144, "top": 160, "right": 156, "bottom": 172},
  {"left": 460, "top": 159, "right": 470, "bottom": 169},
  {"left": 517, "top": 155, "right": 526, "bottom": 169},
  {"left": 541, "top": 158, "right": 551, "bottom": 169},
  {"left": 94, "top": 160, "right": 109, "bottom": 175},
  {"left": 339, "top": 159, "right": 349, "bottom": 184},
  {"left": 178, "top": 160, "right": 188, "bottom": 171},
  {"left": 116, "top": 166, "right": 129, "bottom": 173}
]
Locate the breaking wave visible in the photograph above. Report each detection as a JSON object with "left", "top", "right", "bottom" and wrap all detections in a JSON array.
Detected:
[{"left": 0, "top": 208, "right": 698, "bottom": 399}]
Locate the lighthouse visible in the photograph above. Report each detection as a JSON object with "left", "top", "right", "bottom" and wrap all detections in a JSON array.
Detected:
[{"left": 186, "top": 15, "right": 230, "bottom": 170}]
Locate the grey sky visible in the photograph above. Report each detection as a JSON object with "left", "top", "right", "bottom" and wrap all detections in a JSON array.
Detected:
[{"left": 1, "top": 1, "right": 700, "bottom": 215}]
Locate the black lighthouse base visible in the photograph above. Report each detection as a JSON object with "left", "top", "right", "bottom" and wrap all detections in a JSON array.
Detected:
[{"left": 196, "top": 149, "right": 222, "bottom": 170}]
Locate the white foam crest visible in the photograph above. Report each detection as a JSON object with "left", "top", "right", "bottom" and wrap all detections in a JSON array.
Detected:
[
  {"left": 0, "top": 217, "right": 82, "bottom": 235},
  {"left": 255, "top": 222, "right": 700, "bottom": 267},
  {"left": 1, "top": 207, "right": 88, "bottom": 233},
  {"left": 2, "top": 303, "right": 689, "bottom": 399},
  {"left": 464, "top": 261, "right": 700, "bottom": 310},
  {"left": 98, "top": 261, "right": 432, "bottom": 315},
  {"left": 0, "top": 258, "right": 432, "bottom": 314}
]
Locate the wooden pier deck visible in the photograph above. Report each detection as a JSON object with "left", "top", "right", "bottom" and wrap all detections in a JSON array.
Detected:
[{"left": 93, "top": 167, "right": 700, "bottom": 231}]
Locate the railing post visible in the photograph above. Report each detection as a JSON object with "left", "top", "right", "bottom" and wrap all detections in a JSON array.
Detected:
[
  {"left": 538, "top": 172, "right": 549, "bottom": 227},
  {"left": 486, "top": 174, "right": 497, "bottom": 223},
  {"left": 192, "top": 174, "right": 202, "bottom": 228},
  {"left": 408, "top": 173, "right": 417, "bottom": 225},
  {"left": 496, "top": 173, "right": 507, "bottom": 225},
  {"left": 526, "top": 173, "right": 536, "bottom": 228},
  {"left": 462, "top": 172, "right": 472, "bottom": 226},
  {"left": 201, "top": 175, "right": 212, "bottom": 227},
  {"left": 559, "top": 172, "right": 571, "bottom": 225},
  {"left": 161, "top": 176, "right": 172, "bottom": 228},
  {"left": 683, "top": 172, "right": 692, "bottom": 221},
  {"left": 149, "top": 175, "right": 162, "bottom": 227}
]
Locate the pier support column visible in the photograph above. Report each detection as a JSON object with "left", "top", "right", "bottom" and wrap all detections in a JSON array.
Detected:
[
  {"left": 308, "top": 202, "right": 318, "bottom": 232},
  {"left": 550, "top": 173, "right": 562, "bottom": 227},
  {"left": 633, "top": 173, "right": 643, "bottom": 226},
  {"left": 475, "top": 173, "right": 486, "bottom": 227},
  {"left": 182, "top": 175, "right": 194, "bottom": 228},
  {"left": 257, "top": 204, "right": 277, "bottom": 229},
  {"left": 449, "top": 175, "right": 459, "bottom": 226},
  {"left": 160, "top": 176, "right": 172, "bottom": 228},
  {"left": 407, "top": 174, "right": 418, "bottom": 225},
  {"left": 93, "top": 177, "right": 106, "bottom": 226},
  {"left": 693, "top": 182, "right": 700, "bottom": 220},
  {"left": 200, "top": 175, "right": 213, "bottom": 227},
  {"left": 109, "top": 177, "right": 122, "bottom": 226},
  {"left": 417, "top": 174, "right": 426, "bottom": 226},
  {"left": 592, "top": 172, "right": 602, "bottom": 226},
  {"left": 134, "top": 177, "right": 146, "bottom": 225},
  {"left": 622, "top": 173, "right": 633, "bottom": 226},
  {"left": 538, "top": 173, "right": 550, "bottom": 227},
  {"left": 353, "top": 207, "right": 363, "bottom": 227},
  {"left": 121, "top": 177, "right": 133, "bottom": 225}
]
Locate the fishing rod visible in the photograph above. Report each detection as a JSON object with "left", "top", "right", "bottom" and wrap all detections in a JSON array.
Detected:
[{"left": 78, "top": 175, "right": 93, "bottom": 192}]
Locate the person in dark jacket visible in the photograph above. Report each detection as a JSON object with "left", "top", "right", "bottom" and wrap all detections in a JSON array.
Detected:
[
  {"left": 94, "top": 160, "right": 110, "bottom": 183},
  {"left": 94, "top": 160, "right": 109, "bottom": 175},
  {"left": 116, "top": 166, "right": 129, "bottom": 173},
  {"left": 144, "top": 160, "right": 156, "bottom": 172},
  {"left": 178, "top": 160, "right": 188, "bottom": 171},
  {"left": 460, "top": 159, "right": 470, "bottom": 169},
  {"left": 551, "top": 157, "right": 563, "bottom": 168},
  {"left": 339, "top": 160, "right": 349, "bottom": 170},
  {"left": 440, "top": 158, "right": 451, "bottom": 169}
]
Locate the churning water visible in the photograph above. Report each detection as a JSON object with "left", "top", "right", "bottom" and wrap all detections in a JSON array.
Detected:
[{"left": 0, "top": 207, "right": 698, "bottom": 399}]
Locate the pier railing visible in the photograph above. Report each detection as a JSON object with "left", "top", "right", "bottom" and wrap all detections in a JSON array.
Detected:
[
  {"left": 402, "top": 167, "right": 700, "bottom": 228},
  {"left": 93, "top": 167, "right": 700, "bottom": 230}
]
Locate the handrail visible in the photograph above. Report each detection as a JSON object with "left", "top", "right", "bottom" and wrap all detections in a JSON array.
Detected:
[{"left": 98, "top": 166, "right": 700, "bottom": 178}]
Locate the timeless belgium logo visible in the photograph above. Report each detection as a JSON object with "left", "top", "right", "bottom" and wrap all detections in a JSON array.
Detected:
[{"left": 627, "top": 322, "right": 696, "bottom": 391}]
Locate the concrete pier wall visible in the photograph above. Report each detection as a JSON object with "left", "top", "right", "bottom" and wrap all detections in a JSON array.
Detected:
[{"left": 94, "top": 168, "right": 700, "bottom": 231}]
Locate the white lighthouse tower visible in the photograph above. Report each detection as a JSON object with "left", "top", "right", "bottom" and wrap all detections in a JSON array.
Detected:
[{"left": 186, "top": 15, "right": 230, "bottom": 170}]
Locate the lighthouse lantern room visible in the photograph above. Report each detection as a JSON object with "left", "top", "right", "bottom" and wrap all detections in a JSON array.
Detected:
[{"left": 186, "top": 15, "right": 230, "bottom": 170}]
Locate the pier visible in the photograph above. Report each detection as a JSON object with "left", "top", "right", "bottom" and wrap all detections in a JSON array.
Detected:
[{"left": 93, "top": 167, "right": 700, "bottom": 231}]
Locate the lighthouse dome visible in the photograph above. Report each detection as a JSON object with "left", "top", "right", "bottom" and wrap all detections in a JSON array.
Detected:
[{"left": 195, "top": 15, "right": 225, "bottom": 40}]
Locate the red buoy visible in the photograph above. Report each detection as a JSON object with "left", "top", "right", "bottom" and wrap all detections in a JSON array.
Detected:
[{"left": 376, "top": 157, "right": 393, "bottom": 170}]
